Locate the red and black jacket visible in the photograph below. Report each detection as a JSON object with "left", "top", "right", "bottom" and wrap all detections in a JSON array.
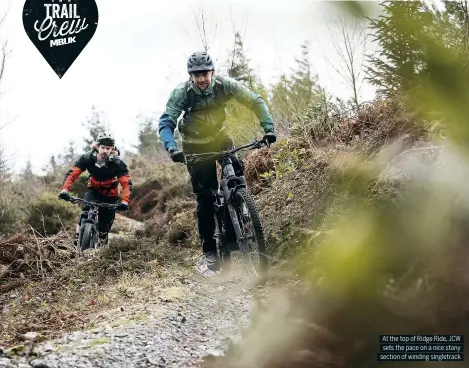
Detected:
[{"left": 61, "top": 151, "right": 133, "bottom": 204}]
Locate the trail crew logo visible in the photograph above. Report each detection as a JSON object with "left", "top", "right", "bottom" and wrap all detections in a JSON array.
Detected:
[{"left": 23, "top": 0, "right": 99, "bottom": 78}]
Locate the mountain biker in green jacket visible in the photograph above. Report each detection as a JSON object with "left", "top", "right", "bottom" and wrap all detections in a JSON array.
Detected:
[{"left": 158, "top": 50, "right": 276, "bottom": 271}]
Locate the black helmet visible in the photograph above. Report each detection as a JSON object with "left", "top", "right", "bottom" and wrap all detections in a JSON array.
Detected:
[
  {"left": 96, "top": 132, "right": 115, "bottom": 147},
  {"left": 187, "top": 51, "right": 215, "bottom": 73}
]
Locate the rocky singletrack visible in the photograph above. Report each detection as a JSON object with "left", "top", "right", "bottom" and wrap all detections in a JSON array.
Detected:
[{"left": 0, "top": 258, "right": 264, "bottom": 368}]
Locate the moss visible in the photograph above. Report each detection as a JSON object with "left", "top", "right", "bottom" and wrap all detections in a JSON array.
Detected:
[{"left": 91, "top": 337, "right": 110, "bottom": 345}]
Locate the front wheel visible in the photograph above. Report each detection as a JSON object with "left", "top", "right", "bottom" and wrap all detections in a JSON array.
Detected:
[
  {"left": 79, "top": 223, "right": 97, "bottom": 252},
  {"left": 214, "top": 212, "right": 232, "bottom": 274},
  {"left": 232, "top": 188, "right": 268, "bottom": 280}
]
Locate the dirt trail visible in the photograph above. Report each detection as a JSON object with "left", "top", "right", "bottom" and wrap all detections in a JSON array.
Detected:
[{"left": 0, "top": 258, "right": 262, "bottom": 368}]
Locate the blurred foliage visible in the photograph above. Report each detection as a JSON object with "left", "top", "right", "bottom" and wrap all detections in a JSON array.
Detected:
[
  {"left": 366, "top": 1, "right": 430, "bottom": 98},
  {"left": 366, "top": 0, "right": 469, "bottom": 146},
  {"left": 211, "top": 1, "right": 469, "bottom": 367}
]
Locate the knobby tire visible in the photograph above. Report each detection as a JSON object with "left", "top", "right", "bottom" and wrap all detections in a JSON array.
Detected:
[
  {"left": 80, "top": 223, "right": 96, "bottom": 252},
  {"left": 233, "top": 188, "right": 268, "bottom": 279}
]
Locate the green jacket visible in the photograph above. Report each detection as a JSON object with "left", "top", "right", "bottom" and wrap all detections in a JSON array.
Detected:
[{"left": 158, "top": 75, "right": 274, "bottom": 151}]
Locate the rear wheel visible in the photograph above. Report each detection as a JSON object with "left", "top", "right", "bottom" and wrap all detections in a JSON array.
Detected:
[
  {"left": 232, "top": 188, "right": 268, "bottom": 280},
  {"left": 79, "top": 223, "right": 97, "bottom": 252}
]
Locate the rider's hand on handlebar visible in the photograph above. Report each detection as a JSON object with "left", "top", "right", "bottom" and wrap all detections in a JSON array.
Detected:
[
  {"left": 58, "top": 190, "right": 71, "bottom": 202},
  {"left": 117, "top": 202, "right": 129, "bottom": 211},
  {"left": 169, "top": 149, "right": 186, "bottom": 163},
  {"left": 263, "top": 132, "right": 277, "bottom": 147}
]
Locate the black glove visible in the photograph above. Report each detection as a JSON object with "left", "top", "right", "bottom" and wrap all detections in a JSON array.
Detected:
[
  {"left": 263, "top": 132, "right": 277, "bottom": 146},
  {"left": 117, "top": 202, "right": 129, "bottom": 211},
  {"left": 58, "top": 191, "right": 71, "bottom": 201},
  {"left": 169, "top": 149, "right": 186, "bottom": 163}
]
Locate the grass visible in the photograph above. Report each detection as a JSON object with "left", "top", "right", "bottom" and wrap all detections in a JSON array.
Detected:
[
  {"left": 0, "top": 233, "right": 198, "bottom": 347},
  {"left": 0, "top": 151, "right": 203, "bottom": 348}
]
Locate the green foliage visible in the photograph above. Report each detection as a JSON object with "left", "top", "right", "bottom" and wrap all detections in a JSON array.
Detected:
[
  {"left": 45, "top": 154, "right": 59, "bottom": 176},
  {"left": 289, "top": 41, "right": 317, "bottom": 110},
  {"left": 20, "top": 160, "right": 34, "bottom": 182},
  {"left": 270, "top": 74, "right": 292, "bottom": 131},
  {"left": 0, "top": 146, "right": 6, "bottom": 174},
  {"left": 227, "top": 31, "right": 255, "bottom": 87},
  {"left": 0, "top": 176, "right": 44, "bottom": 236},
  {"left": 394, "top": 2, "right": 469, "bottom": 146},
  {"left": 62, "top": 141, "right": 79, "bottom": 166},
  {"left": 0, "top": 190, "right": 22, "bottom": 236},
  {"left": 366, "top": 0, "right": 430, "bottom": 98},
  {"left": 365, "top": 0, "right": 469, "bottom": 101},
  {"left": 81, "top": 105, "right": 111, "bottom": 152},
  {"left": 360, "top": 0, "right": 469, "bottom": 142},
  {"left": 27, "top": 192, "right": 79, "bottom": 236},
  {"left": 70, "top": 175, "right": 88, "bottom": 198},
  {"left": 290, "top": 89, "right": 340, "bottom": 141},
  {"left": 135, "top": 115, "right": 167, "bottom": 158},
  {"left": 429, "top": 1, "right": 469, "bottom": 65},
  {"left": 269, "top": 41, "right": 324, "bottom": 134}
]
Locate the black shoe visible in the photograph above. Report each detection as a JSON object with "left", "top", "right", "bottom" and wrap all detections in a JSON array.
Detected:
[
  {"left": 98, "top": 235, "right": 109, "bottom": 246},
  {"left": 205, "top": 251, "right": 220, "bottom": 271}
]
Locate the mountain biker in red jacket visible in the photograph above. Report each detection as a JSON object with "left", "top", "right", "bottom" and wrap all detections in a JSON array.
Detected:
[{"left": 58, "top": 133, "right": 133, "bottom": 245}]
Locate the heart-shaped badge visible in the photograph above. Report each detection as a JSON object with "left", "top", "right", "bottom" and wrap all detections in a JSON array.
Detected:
[{"left": 22, "top": 0, "right": 99, "bottom": 78}]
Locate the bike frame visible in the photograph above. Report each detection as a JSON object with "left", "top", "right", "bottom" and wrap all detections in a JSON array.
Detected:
[
  {"left": 69, "top": 197, "right": 118, "bottom": 228},
  {"left": 65, "top": 196, "right": 120, "bottom": 251},
  {"left": 185, "top": 139, "right": 266, "bottom": 251},
  {"left": 219, "top": 157, "right": 245, "bottom": 246}
]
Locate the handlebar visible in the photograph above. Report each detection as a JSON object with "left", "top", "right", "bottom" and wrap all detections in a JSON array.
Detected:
[
  {"left": 68, "top": 196, "right": 119, "bottom": 209},
  {"left": 184, "top": 139, "right": 268, "bottom": 165}
]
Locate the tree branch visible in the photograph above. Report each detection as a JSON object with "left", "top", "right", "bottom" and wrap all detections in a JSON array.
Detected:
[{"left": 327, "top": 15, "right": 368, "bottom": 110}]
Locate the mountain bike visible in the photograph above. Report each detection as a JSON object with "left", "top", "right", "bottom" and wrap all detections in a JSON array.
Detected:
[
  {"left": 184, "top": 138, "right": 269, "bottom": 280},
  {"left": 68, "top": 196, "right": 119, "bottom": 252}
]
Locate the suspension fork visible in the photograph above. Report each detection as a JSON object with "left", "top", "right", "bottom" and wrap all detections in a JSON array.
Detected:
[
  {"left": 213, "top": 194, "right": 223, "bottom": 231},
  {"left": 82, "top": 206, "right": 98, "bottom": 226},
  {"left": 219, "top": 158, "right": 244, "bottom": 241},
  {"left": 214, "top": 201, "right": 226, "bottom": 251},
  {"left": 220, "top": 183, "right": 243, "bottom": 242}
]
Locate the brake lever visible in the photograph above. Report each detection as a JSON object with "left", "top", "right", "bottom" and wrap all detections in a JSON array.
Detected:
[{"left": 253, "top": 140, "right": 266, "bottom": 149}]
